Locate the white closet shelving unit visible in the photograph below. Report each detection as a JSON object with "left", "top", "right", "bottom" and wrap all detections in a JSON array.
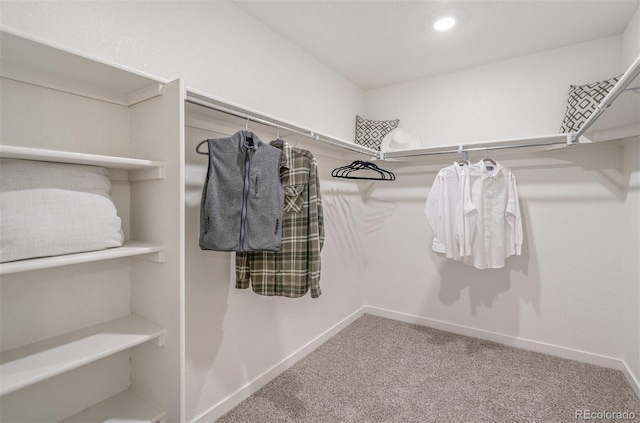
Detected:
[{"left": 0, "top": 28, "right": 184, "bottom": 423}]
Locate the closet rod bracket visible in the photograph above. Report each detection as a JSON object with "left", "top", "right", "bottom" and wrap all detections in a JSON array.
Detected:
[
  {"left": 457, "top": 145, "right": 469, "bottom": 161},
  {"left": 566, "top": 133, "right": 578, "bottom": 145}
]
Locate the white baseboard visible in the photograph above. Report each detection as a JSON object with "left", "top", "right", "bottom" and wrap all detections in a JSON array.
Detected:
[
  {"left": 191, "top": 306, "right": 368, "bottom": 423},
  {"left": 192, "top": 304, "right": 639, "bottom": 422},
  {"left": 363, "top": 306, "right": 640, "bottom": 397},
  {"left": 620, "top": 359, "right": 640, "bottom": 400},
  {"left": 363, "top": 306, "right": 620, "bottom": 368}
]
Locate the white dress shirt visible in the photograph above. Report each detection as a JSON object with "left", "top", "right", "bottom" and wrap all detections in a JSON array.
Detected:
[
  {"left": 462, "top": 160, "right": 522, "bottom": 269},
  {"left": 424, "top": 162, "right": 469, "bottom": 260}
]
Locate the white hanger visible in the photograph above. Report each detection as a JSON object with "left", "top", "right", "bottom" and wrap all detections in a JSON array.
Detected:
[
  {"left": 292, "top": 135, "right": 304, "bottom": 148},
  {"left": 483, "top": 148, "right": 497, "bottom": 166}
]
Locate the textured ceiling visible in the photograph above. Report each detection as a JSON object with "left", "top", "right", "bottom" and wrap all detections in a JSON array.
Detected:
[{"left": 234, "top": 0, "right": 639, "bottom": 90}]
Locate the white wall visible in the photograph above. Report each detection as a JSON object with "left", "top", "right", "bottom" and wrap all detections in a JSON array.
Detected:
[
  {"left": 362, "top": 143, "right": 629, "bottom": 358},
  {"left": 621, "top": 139, "right": 640, "bottom": 393},
  {"left": 621, "top": 6, "right": 640, "bottom": 391},
  {"left": 623, "top": 6, "right": 640, "bottom": 68},
  {"left": 362, "top": 31, "right": 640, "bottom": 388},
  {"left": 0, "top": 1, "right": 363, "bottom": 141},
  {"left": 365, "top": 36, "right": 622, "bottom": 146},
  {"left": 183, "top": 115, "right": 366, "bottom": 421}
]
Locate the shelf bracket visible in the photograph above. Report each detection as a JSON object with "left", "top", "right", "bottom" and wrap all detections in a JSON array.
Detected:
[
  {"left": 150, "top": 333, "right": 166, "bottom": 348},
  {"left": 134, "top": 250, "right": 165, "bottom": 263},
  {"left": 565, "top": 133, "right": 578, "bottom": 145},
  {"left": 129, "top": 166, "right": 165, "bottom": 181}
]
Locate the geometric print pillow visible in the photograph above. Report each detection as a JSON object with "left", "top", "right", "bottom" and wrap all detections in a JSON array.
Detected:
[
  {"left": 559, "top": 75, "right": 621, "bottom": 133},
  {"left": 355, "top": 115, "right": 399, "bottom": 150}
]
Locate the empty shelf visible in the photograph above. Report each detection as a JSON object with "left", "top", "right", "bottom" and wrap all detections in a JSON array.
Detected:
[
  {"left": 0, "top": 315, "right": 165, "bottom": 396},
  {"left": 0, "top": 241, "right": 165, "bottom": 275},
  {"left": 0, "top": 145, "right": 164, "bottom": 170},
  {"left": 0, "top": 145, "right": 165, "bottom": 180},
  {"left": 59, "top": 388, "right": 165, "bottom": 423},
  {"left": 382, "top": 133, "right": 573, "bottom": 159}
]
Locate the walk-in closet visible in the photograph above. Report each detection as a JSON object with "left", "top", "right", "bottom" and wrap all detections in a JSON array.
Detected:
[{"left": 1, "top": 1, "right": 639, "bottom": 422}]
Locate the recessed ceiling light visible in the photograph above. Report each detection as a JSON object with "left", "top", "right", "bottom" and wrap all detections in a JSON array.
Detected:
[{"left": 433, "top": 16, "right": 456, "bottom": 31}]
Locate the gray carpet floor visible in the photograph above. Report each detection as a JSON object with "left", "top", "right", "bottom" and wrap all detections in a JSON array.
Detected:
[{"left": 216, "top": 314, "right": 640, "bottom": 422}]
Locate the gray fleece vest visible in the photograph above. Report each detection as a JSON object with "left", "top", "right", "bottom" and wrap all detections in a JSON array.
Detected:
[{"left": 200, "top": 131, "right": 284, "bottom": 252}]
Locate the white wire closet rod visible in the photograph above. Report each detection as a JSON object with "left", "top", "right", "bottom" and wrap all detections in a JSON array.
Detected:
[
  {"left": 574, "top": 53, "right": 640, "bottom": 141},
  {"left": 185, "top": 95, "right": 381, "bottom": 158}
]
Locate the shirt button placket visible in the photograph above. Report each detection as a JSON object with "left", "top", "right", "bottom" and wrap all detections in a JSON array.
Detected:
[{"left": 485, "top": 178, "right": 493, "bottom": 268}]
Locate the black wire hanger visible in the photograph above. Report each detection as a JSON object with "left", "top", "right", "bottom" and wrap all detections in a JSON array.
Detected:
[
  {"left": 331, "top": 159, "right": 395, "bottom": 181},
  {"left": 196, "top": 129, "right": 254, "bottom": 155}
]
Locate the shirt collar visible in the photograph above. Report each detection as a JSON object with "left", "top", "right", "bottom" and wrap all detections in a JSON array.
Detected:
[
  {"left": 453, "top": 161, "right": 469, "bottom": 177},
  {"left": 270, "top": 139, "right": 291, "bottom": 169},
  {"left": 476, "top": 159, "right": 501, "bottom": 180},
  {"left": 239, "top": 130, "right": 259, "bottom": 154}
]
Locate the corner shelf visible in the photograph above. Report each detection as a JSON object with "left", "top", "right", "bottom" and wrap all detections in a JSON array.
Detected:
[
  {"left": 0, "top": 314, "right": 165, "bottom": 397},
  {"left": 59, "top": 388, "right": 165, "bottom": 423}
]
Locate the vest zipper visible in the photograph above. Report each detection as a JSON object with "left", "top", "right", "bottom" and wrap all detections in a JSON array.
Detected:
[{"left": 239, "top": 149, "right": 251, "bottom": 251}]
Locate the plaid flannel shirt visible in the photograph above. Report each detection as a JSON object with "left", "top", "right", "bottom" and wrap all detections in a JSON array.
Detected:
[{"left": 235, "top": 140, "right": 325, "bottom": 298}]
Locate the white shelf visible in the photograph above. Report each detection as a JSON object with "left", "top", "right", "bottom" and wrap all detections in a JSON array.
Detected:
[
  {"left": 0, "top": 315, "right": 165, "bottom": 397},
  {"left": 186, "top": 88, "right": 380, "bottom": 158},
  {"left": 0, "top": 241, "right": 166, "bottom": 275},
  {"left": 576, "top": 53, "right": 640, "bottom": 141},
  {"left": 1, "top": 28, "right": 166, "bottom": 106},
  {"left": 382, "top": 133, "right": 573, "bottom": 159},
  {"left": 59, "top": 388, "right": 165, "bottom": 423},
  {"left": 0, "top": 145, "right": 165, "bottom": 179}
]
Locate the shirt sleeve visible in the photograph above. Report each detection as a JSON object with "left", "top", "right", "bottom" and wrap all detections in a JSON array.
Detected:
[
  {"left": 424, "top": 172, "right": 447, "bottom": 253},
  {"left": 235, "top": 252, "right": 250, "bottom": 289},
  {"left": 506, "top": 172, "right": 523, "bottom": 256},
  {"left": 308, "top": 157, "right": 323, "bottom": 298}
]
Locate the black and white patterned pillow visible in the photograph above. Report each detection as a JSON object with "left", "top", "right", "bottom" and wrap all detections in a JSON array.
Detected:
[
  {"left": 559, "top": 75, "right": 621, "bottom": 133},
  {"left": 355, "top": 115, "right": 399, "bottom": 150}
]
